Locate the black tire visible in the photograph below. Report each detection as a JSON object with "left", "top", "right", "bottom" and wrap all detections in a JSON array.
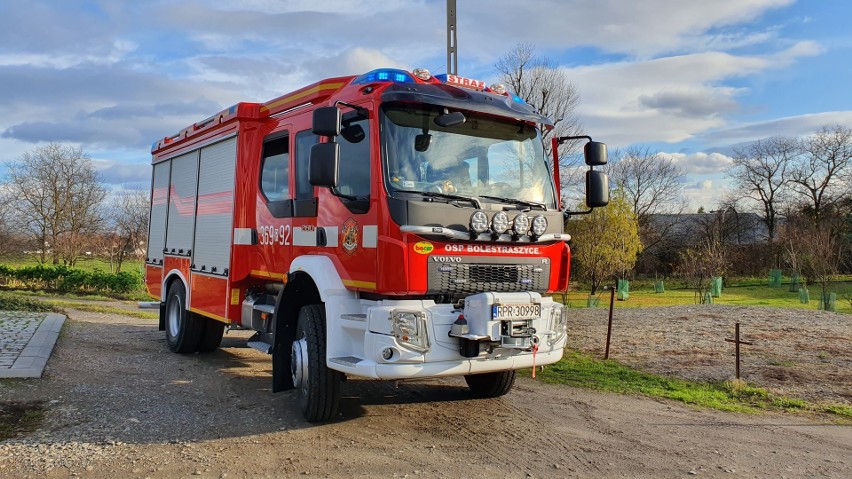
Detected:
[
  {"left": 196, "top": 316, "right": 225, "bottom": 353},
  {"left": 464, "top": 370, "right": 516, "bottom": 398},
  {"left": 292, "top": 304, "right": 341, "bottom": 422},
  {"left": 164, "top": 281, "right": 200, "bottom": 353}
]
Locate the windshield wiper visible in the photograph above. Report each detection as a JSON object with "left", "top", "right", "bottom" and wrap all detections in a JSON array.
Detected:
[
  {"left": 418, "top": 191, "right": 482, "bottom": 209},
  {"left": 478, "top": 195, "right": 546, "bottom": 211}
]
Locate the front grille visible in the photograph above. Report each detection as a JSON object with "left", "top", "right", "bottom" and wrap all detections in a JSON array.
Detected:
[{"left": 427, "top": 258, "right": 550, "bottom": 294}]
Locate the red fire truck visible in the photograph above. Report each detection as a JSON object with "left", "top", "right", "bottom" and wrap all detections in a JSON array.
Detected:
[{"left": 146, "top": 67, "right": 608, "bottom": 421}]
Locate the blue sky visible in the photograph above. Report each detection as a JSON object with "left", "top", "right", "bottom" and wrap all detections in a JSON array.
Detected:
[{"left": 1, "top": 0, "right": 850, "bottom": 209}]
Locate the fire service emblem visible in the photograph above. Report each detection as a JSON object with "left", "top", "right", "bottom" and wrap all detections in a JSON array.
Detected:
[{"left": 342, "top": 218, "right": 358, "bottom": 255}]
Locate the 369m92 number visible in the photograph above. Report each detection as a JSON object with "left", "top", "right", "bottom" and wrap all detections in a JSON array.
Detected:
[{"left": 258, "top": 225, "right": 291, "bottom": 246}]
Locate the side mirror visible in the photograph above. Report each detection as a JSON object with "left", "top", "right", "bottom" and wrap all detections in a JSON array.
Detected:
[
  {"left": 585, "top": 141, "right": 608, "bottom": 166},
  {"left": 310, "top": 143, "right": 340, "bottom": 187},
  {"left": 312, "top": 107, "right": 341, "bottom": 137},
  {"left": 586, "top": 170, "right": 609, "bottom": 208}
]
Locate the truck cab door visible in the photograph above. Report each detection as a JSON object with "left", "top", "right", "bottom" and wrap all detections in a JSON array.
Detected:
[{"left": 256, "top": 128, "right": 295, "bottom": 280}]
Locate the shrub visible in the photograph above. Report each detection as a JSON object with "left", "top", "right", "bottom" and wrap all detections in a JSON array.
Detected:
[
  {"left": 0, "top": 264, "right": 143, "bottom": 296},
  {"left": 0, "top": 292, "right": 55, "bottom": 312}
]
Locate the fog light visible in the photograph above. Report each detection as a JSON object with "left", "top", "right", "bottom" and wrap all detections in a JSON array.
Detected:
[
  {"left": 381, "top": 347, "right": 394, "bottom": 360},
  {"left": 531, "top": 215, "right": 548, "bottom": 237},
  {"left": 512, "top": 213, "right": 531, "bottom": 236},
  {"left": 470, "top": 210, "right": 489, "bottom": 234},
  {"left": 491, "top": 211, "right": 510, "bottom": 234}
]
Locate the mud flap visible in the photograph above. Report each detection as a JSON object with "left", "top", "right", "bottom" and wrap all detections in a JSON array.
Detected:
[
  {"left": 272, "top": 289, "right": 295, "bottom": 393},
  {"left": 158, "top": 302, "right": 166, "bottom": 331}
]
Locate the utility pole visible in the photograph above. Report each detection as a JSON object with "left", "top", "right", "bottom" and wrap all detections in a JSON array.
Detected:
[{"left": 446, "top": 0, "right": 457, "bottom": 75}]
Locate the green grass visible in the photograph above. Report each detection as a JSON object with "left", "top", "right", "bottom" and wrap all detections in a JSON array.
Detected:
[
  {"left": 0, "top": 256, "right": 144, "bottom": 274},
  {"left": 0, "top": 291, "right": 57, "bottom": 313},
  {"left": 558, "top": 277, "right": 852, "bottom": 314},
  {"left": 44, "top": 300, "right": 158, "bottom": 320},
  {"left": 527, "top": 351, "right": 852, "bottom": 420}
]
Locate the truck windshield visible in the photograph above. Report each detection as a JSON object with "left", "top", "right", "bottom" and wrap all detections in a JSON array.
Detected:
[{"left": 381, "top": 104, "right": 556, "bottom": 208}]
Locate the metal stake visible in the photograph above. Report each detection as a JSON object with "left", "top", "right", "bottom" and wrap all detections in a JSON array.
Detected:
[
  {"left": 724, "top": 323, "right": 754, "bottom": 379},
  {"left": 604, "top": 285, "right": 615, "bottom": 360}
]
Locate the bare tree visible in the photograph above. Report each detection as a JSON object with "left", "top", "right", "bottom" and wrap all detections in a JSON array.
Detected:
[
  {"left": 783, "top": 219, "right": 841, "bottom": 303},
  {"left": 676, "top": 236, "right": 729, "bottom": 304},
  {"left": 3, "top": 143, "right": 106, "bottom": 265},
  {"left": 790, "top": 124, "right": 852, "bottom": 224},
  {"left": 728, "top": 136, "right": 798, "bottom": 243},
  {"left": 495, "top": 43, "right": 584, "bottom": 193},
  {"left": 103, "top": 187, "right": 150, "bottom": 272},
  {"left": 609, "top": 146, "right": 686, "bottom": 251}
]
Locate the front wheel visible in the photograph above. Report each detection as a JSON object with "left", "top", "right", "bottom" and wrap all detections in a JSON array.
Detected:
[
  {"left": 464, "top": 370, "right": 516, "bottom": 398},
  {"left": 291, "top": 304, "right": 341, "bottom": 422}
]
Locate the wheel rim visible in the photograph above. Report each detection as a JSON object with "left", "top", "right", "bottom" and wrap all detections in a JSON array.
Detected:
[
  {"left": 291, "top": 336, "right": 309, "bottom": 394},
  {"left": 167, "top": 294, "right": 182, "bottom": 337}
]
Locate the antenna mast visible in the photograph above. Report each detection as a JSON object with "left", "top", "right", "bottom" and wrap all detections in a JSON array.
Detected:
[{"left": 446, "top": 0, "right": 457, "bottom": 75}]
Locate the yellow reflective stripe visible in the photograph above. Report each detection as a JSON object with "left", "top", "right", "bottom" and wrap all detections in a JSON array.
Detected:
[
  {"left": 251, "top": 270, "right": 286, "bottom": 280},
  {"left": 189, "top": 307, "right": 228, "bottom": 324},
  {"left": 342, "top": 279, "right": 376, "bottom": 290}
]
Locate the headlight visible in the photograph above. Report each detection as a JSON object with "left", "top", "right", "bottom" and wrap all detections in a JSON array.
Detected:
[
  {"left": 390, "top": 310, "right": 430, "bottom": 352},
  {"left": 491, "top": 211, "right": 510, "bottom": 234},
  {"left": 469, "top": 210, "right": 489, "bottom": 234},
  {"left": 548, "top": 305, "right": 568, "bottom": 346},
  {"left": 512, "top": 213, "right": 530, "bottom": 236},
  {"left": 531, "top": 215, "right": 548, "bottom": 237}
]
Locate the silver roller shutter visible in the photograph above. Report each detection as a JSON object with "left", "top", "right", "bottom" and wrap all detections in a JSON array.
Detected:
[
  {"left": 164, "top": 150, "right": 199, "bottom": 256},
  {"left": 146, "top": 161, "right": 171, "bottom": 263},
  {"left": 192, "top": 137, "right": 237, "bottom": 275}
]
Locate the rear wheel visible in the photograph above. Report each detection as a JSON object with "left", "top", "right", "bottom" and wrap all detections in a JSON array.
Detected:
[
  {"left": 464, "top": 370, "right": 516, "bottom": 398},
  {"left": 165, "top": 281, "right": 200, "bottom": 353},
  {"left": 196, "top": 316, "right": 225, "bottom": 353},
  {"left": 291, "top": 304, "right": 341, "bottom": 422}
]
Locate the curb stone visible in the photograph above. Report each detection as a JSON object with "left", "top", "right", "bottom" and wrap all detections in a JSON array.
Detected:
[{"left": 0, "top": 312, "right": 65, "bottom": 378}]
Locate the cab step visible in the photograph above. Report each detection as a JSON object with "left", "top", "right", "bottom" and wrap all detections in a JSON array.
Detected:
[{"left": 247, "top": 333, "right": 273, "bottom": 354}]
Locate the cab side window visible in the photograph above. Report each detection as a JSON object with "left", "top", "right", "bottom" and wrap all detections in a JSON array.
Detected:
[
  {"left": 260, "top": 136, "right": 289, "bottom": 202},
  {"left": 337, "top": 118, "right": 370, "bottom": 212},
  {"left": 294, "top": 130, "right": 318, "bottom": 200}
]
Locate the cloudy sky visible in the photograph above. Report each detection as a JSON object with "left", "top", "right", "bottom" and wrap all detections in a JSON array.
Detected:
[{"left": 1, "top": 0, "right": 850, "bottom": 208}]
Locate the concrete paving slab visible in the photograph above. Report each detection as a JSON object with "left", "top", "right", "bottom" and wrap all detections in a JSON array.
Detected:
[{"left": 0, "top": 312, "right": 65, "bottom": 378}]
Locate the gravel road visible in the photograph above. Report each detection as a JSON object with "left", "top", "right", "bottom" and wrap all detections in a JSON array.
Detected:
[{"left": 0, "top": 304, "right": 850, "bottom": 478}]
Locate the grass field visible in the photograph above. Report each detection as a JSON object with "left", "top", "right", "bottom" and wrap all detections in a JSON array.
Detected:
[
  {"left": 0, "top": 256, "right": 144, "bottom": 274},
  {"left": 559, "top": 276, "right": 852, "bottom": 314}
]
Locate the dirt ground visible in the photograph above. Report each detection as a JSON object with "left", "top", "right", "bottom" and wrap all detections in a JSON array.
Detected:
[
  {"left": 0, "top": 304, "right": 850, "bottom": 478},
  {"left": 567, "top": 304, "right": 852, "bottom": 405}
]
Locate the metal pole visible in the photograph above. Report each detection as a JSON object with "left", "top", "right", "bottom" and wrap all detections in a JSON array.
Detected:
[
  {"left": 604, "top": 286, "right": 615, "bottom": 359},
  {"left": 446, "top": 0, "right": 457, "bottom": 75},
  {"left": 735, "top": 322, "right": 741, "bottom": 379}
]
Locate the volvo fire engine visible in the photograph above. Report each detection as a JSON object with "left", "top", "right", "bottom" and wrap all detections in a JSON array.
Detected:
[{"left": 146, "top": 67, "right": 609, "bottom": 422}]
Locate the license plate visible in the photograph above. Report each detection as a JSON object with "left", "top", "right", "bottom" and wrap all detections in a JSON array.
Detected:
[{"left": 492, "top": 303, "right": 541, "bottom": 320}]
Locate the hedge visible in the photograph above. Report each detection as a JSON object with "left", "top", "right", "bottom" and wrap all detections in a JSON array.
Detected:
[{"left": 0, "top": 264, "right": 143, "bottom": 295}]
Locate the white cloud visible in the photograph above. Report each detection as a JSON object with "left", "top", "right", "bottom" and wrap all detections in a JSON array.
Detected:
[
  {"left": 565, "top": 41, "right": 823, "bottom": 146},
  {"left": 667, "top": 152, "right": 735, "bottom": 175},
  {"left": 462, "top": 0, "right": 795, "bottom": 58},
  {"left": 683, "top": 179, "right": 734, "bottom": 211},
  {"left": 703, "top": 111, "right": 852, "bottom": 145},
  {"left": 91, "top": 159, "right": 152, "bottom": 185}
]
